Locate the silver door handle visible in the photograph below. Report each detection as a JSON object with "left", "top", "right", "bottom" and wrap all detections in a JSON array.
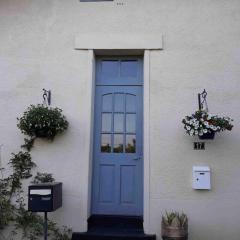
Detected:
[{"left": 133, "top": 157, "right": 141, "bottom": 161}]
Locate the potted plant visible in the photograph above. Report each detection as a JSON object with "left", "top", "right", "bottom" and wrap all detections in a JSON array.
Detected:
[
  {"left": 161, "top": 211, "right": 188, "bottom": 240},
  {"left": 182, "top": 110, "right": 233, "bottom": 139},
  {"left": 17, "top": 104, "right": 68, "bottom": 150}
]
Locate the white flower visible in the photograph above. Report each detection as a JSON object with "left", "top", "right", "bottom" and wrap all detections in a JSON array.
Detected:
[
  {"left": 195, "top": 130, "right": 198, "bottom": 135},
  {"left": 203, "top": 129, "right": 207, "bottom": 133},
  {"left": 186, "top": 126, "right": 191, "bottom": 130}
]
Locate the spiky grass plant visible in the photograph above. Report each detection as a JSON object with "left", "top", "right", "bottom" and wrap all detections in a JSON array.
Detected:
[{"left": 162, "top": 211, "right": 188, "bottom": 228}]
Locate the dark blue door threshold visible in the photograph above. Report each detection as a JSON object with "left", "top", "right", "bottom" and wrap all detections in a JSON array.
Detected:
[{"left": 72, "top": 215, "right": 156, "bottom": 240}]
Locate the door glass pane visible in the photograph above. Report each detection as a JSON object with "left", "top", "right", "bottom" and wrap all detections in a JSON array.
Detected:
[
  {"left": 102, "top": 94, "right": 112, "bottom": 112},
  {"left": 101, "top": 134, "right": 111, "bottom": 153},
  {"left": 114, "top": 94, "right": 124, "bottom": 112},
  {"left": 126, "top": 94, "right": 136, "bottom": 112},
  {"left": 102, "top": 60, "right": 118, "bottom": 78},
  {"left": 126, "top": 135, "right": 136, "bottom": 153},
  {"left": 126, "top": 114, "right": 136, "bottom": 133},
  {"left": 120, "top": 60, "right": 138, "bottom": 78},
  {"left": 113, "top": 134, "right": 123, "bottom": 153},
  {"left": 102, "top": 113, "right": 112, "bottom": 132},
  {"left": 114, "top": 113, "right": 124, "bottom": 133}
]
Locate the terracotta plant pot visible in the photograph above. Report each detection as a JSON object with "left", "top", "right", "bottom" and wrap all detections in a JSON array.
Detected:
[{"left": 161, "top": 222, "right": 188, "bottom": 240}]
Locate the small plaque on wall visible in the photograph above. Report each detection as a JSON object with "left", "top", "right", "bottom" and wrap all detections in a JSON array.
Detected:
[{"left": 194, "top": 142, "right": 205, "bottom": 150}]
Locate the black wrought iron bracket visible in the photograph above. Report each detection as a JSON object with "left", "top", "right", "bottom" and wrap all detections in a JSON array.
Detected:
[
  {"left": 198, "top": 89, "right": 208, "bottom": 112},
  {"left": 43, "top": 89, "right": 51, "bottom": 106}
]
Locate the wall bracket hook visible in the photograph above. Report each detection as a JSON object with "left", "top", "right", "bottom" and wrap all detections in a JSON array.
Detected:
[
  {"left": 43, "top": 89, "right": 51, "bottom": 106},
  {"left": 198, "top": 89, "right": 208, "bottom": 112}
]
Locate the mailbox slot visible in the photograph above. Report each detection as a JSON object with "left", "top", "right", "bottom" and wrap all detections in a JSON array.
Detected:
[{"left": 30, "top": 189, "right": 52, "bottom": 195}]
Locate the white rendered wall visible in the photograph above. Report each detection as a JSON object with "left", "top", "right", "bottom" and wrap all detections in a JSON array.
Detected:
[{"left": 1, "top": 1, "right": 240, "bottom": 239}]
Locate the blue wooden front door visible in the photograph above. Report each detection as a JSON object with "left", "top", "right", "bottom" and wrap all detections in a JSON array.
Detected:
[{"left": 92, "top": 58, "right": 143, "bottom": 216}]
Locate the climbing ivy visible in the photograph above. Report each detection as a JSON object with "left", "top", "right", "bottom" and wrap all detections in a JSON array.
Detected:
[{"left": 0, "top": 105, "right": 71, "bottom": 240}]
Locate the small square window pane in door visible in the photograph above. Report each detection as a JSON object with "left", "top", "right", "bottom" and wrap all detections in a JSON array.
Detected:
[
  {"left": 120, "top": 61, "right": 138, "bottom": 78},
  {"left": 101, "top": 134, "right": 111, "bottom": 153},
  {"left": 102, "top": 61, "right": 118, "bottom": 78},
  {"left": 102, "top": 94, "right": 112, "bottom": 112},
  {"left": 126, "top": 94, "right": 136, "bottom": 113},
  {"left": 126, "top": 135, "right": 136, "bottom": 153},
  {"left": 102, "top": 113, "right": 112, "bottom": 132},
  {"left": 114, "top": 113, "right": 124, "bottom": 133},
  {"left": 113, "top": 134, "right": 124, "bottom": 153},
  {"left": 114, "top": 94, "right": 124, "bottom": 112},
  {"left": 126, "top": 114, "right": 136, "bottom": 133}
]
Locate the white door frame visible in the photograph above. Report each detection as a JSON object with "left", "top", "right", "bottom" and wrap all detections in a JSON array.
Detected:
[{"left": 83, "top": 49, "right": 151, "bottom": 233}]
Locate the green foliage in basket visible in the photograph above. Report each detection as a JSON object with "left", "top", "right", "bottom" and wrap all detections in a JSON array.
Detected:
[{"left": 17, "top": 104, "right": 68, "bottom": 140}]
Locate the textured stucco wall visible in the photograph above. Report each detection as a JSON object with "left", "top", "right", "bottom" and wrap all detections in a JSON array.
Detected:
[{"left": 0, "top": 1, "right": 240, "bottom": 239}]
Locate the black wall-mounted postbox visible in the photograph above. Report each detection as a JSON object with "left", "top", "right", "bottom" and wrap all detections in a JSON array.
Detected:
[{"left": 28, "top": 182, "right": 62, "bottom": 212}]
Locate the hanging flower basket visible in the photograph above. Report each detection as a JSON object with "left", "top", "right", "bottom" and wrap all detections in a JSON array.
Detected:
[
  {"left": 182, "top": 110, "right": 233, "bottom": 139},
  {"left": 17, "top": 104, "right": 68, "bottom": 140}
]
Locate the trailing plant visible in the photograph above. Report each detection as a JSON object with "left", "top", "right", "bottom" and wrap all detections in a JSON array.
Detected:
[
  {"left": 9, "top": 152, "right": 36, "bottom": 194},
  {"left": 14, "top": 206, "right": 44, "bottom": 240},
  {"left": 0, "top": 151, "right": 35, "bottom": 231},
  {"left": 0, "top": 104, "right": 71, "bottom": 240},
  {"left": 182, "top": 110, "right": 233, "bottom": 137},
  {"left": 17, "top": 104, "right": 68, "bottom": 151},
  {"left": 13, "top": 201, "right": 72, "bottom": 240},
  {"left": 32, "top": 172, "right": 55, "bottom": 184},
  {"left": 48, "top": 223, "right": 72, "bottom": 240},
  {"left": 0, "top": 173, "right": 14, "bottom": 229}
]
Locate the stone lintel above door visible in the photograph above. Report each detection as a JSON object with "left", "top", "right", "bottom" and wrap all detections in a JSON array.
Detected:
[{"left": 74, "top": 33, "right": 163, "bottom": 50}]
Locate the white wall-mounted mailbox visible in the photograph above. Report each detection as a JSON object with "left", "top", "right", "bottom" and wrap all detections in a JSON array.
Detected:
[{"left": 193, "top": 166, "right": 211, "bottom": 190}]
